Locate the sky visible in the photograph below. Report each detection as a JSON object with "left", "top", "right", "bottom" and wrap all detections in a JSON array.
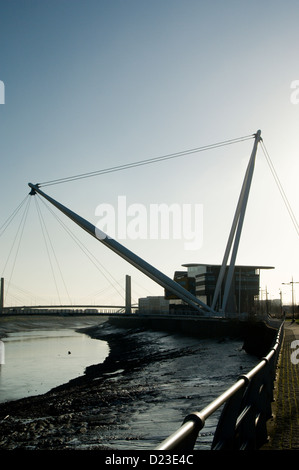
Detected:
[{"left": 0, "top": 0, "right": 299, "bottom": 309}]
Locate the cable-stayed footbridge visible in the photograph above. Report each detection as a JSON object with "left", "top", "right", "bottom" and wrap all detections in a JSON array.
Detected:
[{"left": 1, "top": 129, "right": 298, "bottom": 316}]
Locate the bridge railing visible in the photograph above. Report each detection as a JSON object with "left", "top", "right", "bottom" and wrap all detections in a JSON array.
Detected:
[{"left": 155, "top": 321, "right": 284, "bottom": 451}]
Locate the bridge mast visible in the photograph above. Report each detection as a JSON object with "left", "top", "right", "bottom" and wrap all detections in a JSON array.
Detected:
[
  {"left": 28, "top": 183, "right": 214, "bottom": 314},
  {"left": 125, "top": 274, "right": 131, "bottom": 314},
  {"left": 0, "top": 277, "right": 4, "bottom": 313},
  {"left": 211, "top": 130, "right": 262, "bottom": 314}
]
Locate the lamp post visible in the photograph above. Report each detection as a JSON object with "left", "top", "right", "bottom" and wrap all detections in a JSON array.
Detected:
[{"left": 282, "top": 277, "right": 299, "bottom": 322}]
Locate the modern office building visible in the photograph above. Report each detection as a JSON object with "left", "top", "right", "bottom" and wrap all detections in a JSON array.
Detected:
[
  {"left": 166, "top": 263, "right": 274, "bottom": 314},
  {"left": 164, "top": 271, "right": 196, "bottom": 300}
]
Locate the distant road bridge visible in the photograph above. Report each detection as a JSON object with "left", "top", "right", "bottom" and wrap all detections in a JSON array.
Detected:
[{"left": 1, "top": 304, "right": 136, "bottom": 315}]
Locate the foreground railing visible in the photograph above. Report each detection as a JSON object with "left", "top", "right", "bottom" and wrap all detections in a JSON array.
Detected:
[{"left": 155, "top": 321, "right": 284, "bottom": 451}]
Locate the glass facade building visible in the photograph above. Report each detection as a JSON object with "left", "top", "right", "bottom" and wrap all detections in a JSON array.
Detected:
[{"left": 169, "top": 264, "right": 274, "bottom": 314}]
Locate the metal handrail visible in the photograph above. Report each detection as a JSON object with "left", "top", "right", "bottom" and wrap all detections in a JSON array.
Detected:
[{"left": 155, "top": 321, "right": 284, "bottom": 451}]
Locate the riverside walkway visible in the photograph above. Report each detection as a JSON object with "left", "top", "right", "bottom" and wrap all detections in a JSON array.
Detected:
[{"left": 263, "top": 321, "right": 299, "bottom": 450}]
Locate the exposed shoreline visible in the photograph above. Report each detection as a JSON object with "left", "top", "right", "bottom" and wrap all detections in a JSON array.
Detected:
[
  {"left": 108, "top": 314, "right": 279, "bottom": 357},
  {"left": 0, "top": 319, "right": 161, "bottom": 450},
  {"left": 0, "top": 315, "right": 278, "bottom": 450},
  {"left": 0, "top": 314, "right": 109, "bottom": 338}
]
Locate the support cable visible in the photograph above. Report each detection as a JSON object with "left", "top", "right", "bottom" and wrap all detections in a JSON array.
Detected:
[
  {"left": 36, "top": 194, "right": 126, "bottom": 302},
  {"left": 37, "top": 134, "right": 254, "bottom": 187},
  {"left": 3, "top": 196, "right": 32, "bottom": 301},
  {"left": 34, "top": 197, "right": 64, "bottom": 304},
  {"left": 0, "top": 195, "right": 29, "bottom": 238},
  {"left": 7, "top": 281, "right": 47, "bottom": 306},
  {"left": 261, "top": 141, "right": 299, "bottom": 237}
]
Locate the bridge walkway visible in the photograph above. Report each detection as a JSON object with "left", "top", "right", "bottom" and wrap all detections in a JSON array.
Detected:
[{"left": 263, "top": 322, "right": 299, "bottom": 450}]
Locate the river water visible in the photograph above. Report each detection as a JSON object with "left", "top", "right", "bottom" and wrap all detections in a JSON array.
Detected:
[
  {"left": 0, "top": 316, "right": 260, "bottom": 450},
  {"left": 0, "top": 316, "right": 109, "bottom": 403}
]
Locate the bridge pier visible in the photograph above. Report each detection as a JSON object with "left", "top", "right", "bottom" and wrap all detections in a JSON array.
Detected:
[
  {"left": 0, "top": 278, "right": 4, "bottom": 314},
  {"left": 125, "top": 275, "right": 131, "bottom": 314}
]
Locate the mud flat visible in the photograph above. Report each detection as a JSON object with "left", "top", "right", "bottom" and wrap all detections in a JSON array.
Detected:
[
  {"left": 0, "top": 315, "right": 278, "bottom": 451},
  {"left": 0, "top": 314, "right": 109, "bottom": 337},
  {"left": 108, "top": 314, "right": 279, "bottom": 357}
]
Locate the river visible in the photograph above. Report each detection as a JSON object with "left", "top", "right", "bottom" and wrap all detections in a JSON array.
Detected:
[
  {"left": 0, "top": 315, "right": 259, "bottom": 450},
  {"left": 0, "top": 316, "right": 109, "bottom": 403}
]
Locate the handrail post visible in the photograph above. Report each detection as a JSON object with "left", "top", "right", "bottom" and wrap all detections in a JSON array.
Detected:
[
  {"left": 211, "top": 385, "right": 247, "bottom": 449},
  {"left": 181, "top": 412, "right": 205, "bottom": 452},
  {"left": 155, "top": 412, "right": 205, "bottom": 451}
]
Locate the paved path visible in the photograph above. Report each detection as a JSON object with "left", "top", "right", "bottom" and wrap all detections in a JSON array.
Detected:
[{"left": 264, "top": 322, "right": 299, "bottom": 450}]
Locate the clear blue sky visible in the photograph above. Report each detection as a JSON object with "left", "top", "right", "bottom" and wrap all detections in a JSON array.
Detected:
[{"left": 0, "top": 0, "right": 298, "bottom": 308}]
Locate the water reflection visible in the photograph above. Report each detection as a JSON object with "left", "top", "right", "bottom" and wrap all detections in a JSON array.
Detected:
[{"left": 0, "top": 329, "right": 109, "bottom": 403}]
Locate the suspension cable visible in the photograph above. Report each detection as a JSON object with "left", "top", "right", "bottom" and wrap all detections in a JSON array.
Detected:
[
  {"left": 261, "top": 141, "right": 299, "bottom": 237},
  {"left": 3, "top": 196, "right": 32, "bottom": 300},
  {"left": 0, "top": 195, "right": 29, "bottom": 238},
  {"left": 34, "top": 196, "right": 72, "bottom": 305},
  {"left": 36, "top": 194, "right": 126, "bottom": 302},
  {"left": 37, "top": 134, "right": 255, "bottom": 187},
  {"left": 7, "top": 281, "right": 48, "bottom": 306}
]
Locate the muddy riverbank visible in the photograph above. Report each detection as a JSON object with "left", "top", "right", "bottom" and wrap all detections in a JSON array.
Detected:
[{"left": 0, "top": 317, "right": 259, "bottom": 450}]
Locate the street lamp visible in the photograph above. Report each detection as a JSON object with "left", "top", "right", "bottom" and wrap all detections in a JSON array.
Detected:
[{"left": 282, "top": 277, "right": 299, "bottom": 322}]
